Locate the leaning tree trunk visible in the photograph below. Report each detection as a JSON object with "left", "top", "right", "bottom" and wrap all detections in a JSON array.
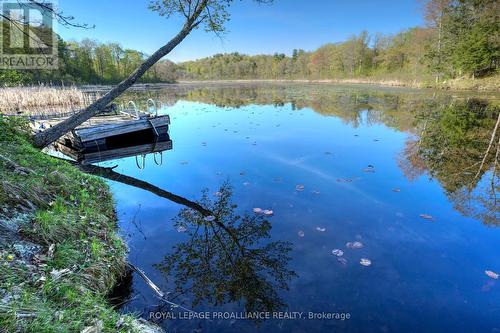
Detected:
[{"left": 32, "top": 7, "right": 205, "bottom": 148}]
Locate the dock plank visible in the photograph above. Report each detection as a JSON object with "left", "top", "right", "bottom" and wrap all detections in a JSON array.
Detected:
[{"left": 75, "top": 115, "right": 170, "bottom": 142}]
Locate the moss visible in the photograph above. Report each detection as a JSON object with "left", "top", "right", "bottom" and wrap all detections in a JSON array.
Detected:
[{"left": 0, "top": 116, "right": 140, "bottom": 332}]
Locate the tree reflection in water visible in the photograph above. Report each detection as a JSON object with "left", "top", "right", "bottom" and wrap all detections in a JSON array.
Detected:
[
  {"left": 399, "top": 99, "right": 499, "bottom": 225},
  {"left": 155, "top": 181, "right": 296, "bottom": 314},
  {"left": 72, "top": 163, "right": 296, "bottom": 316},
  {"left": 120, "top": 86, "right": 499, "bottom": 226}
]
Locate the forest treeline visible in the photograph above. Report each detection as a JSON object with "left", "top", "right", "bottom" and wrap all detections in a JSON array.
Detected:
[
  {"left": 0, "top": 38, "right": 178, "bottom": 86},
  {"left": 180, "top": 0, "right": 498, "bottom": 83},
  {"left": 0, "top": 0, "right": 497, "bottom": 87}
]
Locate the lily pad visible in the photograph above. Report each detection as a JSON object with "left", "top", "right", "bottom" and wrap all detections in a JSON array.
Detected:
[
  {"left": 346, "top": 241, "right": 364, "bottom": 249},
  {"left": 363, "top": 166, "right": 375, "bottom": 173},
  {"left": 263, "top": 210, "right": 274, "bottom": 216},
  {"left": 332, "top": 249, "right": 344, "bottom": 257},
  {"left": 360, "top": 258, "right": 372, "bottom": 267},
  {"left": 485, "top": 270, "right": 499, "bottom": 280}
]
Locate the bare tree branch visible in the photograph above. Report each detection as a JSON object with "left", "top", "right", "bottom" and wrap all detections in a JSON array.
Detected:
[{"left": 474, "top": 112, "right": 500, "bottom": 180}]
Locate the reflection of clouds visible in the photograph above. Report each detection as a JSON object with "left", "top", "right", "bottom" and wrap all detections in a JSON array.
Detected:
[{"left": 262, "top": 151, "right": 384, "bottom": 205}]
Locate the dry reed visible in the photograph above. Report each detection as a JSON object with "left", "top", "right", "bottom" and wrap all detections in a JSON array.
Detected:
[{"left": 0, "top": 85, "right": 100, "bottom": 117}]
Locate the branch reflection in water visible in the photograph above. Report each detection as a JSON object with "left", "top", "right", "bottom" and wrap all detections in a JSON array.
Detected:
[
  {"left": 79, "top": 163, "right": 296, "bottom": 320},
  {"left": 154, "top": 181, "right": 297, "bottom": 318}
]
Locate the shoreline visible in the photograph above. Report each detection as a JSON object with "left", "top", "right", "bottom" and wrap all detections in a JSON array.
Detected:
[
  {"left": 0, "top": 118, "right": 162, "bottom": 332},
  {"left": 72, "top": 77, "right": 499, "bottom": 93},
  {"left": 174, "top": 77, "right": 499, "bottom": 92}
]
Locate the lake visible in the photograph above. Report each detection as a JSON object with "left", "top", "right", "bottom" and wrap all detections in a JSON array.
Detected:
[{"left": 97, "top": 83, "right": 499, "bottom": 333}]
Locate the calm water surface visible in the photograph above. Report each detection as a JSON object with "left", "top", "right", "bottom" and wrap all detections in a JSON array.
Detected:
[{"left": 99, "top": 84, "right": 499, "bottom": 333}]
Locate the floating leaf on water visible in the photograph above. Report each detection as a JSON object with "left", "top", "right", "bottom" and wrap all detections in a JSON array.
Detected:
[
  {"left": 316, "top": 227, "right": 326, "bottom": 232},
  {"left": 419, "top": 214, "right": 434, "bottom": 220},
  {"left": 346, "top": 241, "right": 364, "bottom": 249},
  {"left": 298, "top": 230, "right": 305, "bottom": 238},
  {"left": 332, "top": 249, "right": 344, "bottom": 257},
  {"left": 363, "top": 167, "right": 375, "bottom": 173},
  {"left": 176, "top": 226, "right": 187, "bottom": 233},
  {"left": 253, "top": 208, "right": 263, "bottom": 214},
  {"left": 485, "top": 270, "right": 499, "bottom": 280},
  {"left": 337, "top": 257, "right": 348, "bottom": 265},
  {"left": 360, "top": 258, "right": 372, "bottom": 266},
  {"left": 203, "top": 215, "right": 216, "bottom": 222},
  {"left": 263, "top": 210, "right": 274, "bottom": 216},
  {"left": 296, "top": 185, "right": 305, "bottom": 192}
]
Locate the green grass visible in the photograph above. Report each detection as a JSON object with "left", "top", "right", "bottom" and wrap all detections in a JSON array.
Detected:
[{"left": 0, "top": 116, "right": 141, "bottom": 332}]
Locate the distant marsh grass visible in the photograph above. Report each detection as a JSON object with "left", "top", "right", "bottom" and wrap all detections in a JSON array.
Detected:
[{"left": 0, "top": 86, "right": 99, "bottom": 116}]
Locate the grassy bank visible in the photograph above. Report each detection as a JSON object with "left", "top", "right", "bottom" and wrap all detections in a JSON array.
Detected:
[{"left": 0, "top": 117, "right": 153, "bottom": 332}]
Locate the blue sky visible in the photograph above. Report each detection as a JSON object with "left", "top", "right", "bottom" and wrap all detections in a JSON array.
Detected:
[{"left": 57, "top": 0, "right": 425, "bottom": 63}]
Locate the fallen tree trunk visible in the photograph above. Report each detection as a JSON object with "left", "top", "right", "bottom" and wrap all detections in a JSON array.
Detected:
[{"left": 32, "top": 1, "right": 208, "bottom": 148}]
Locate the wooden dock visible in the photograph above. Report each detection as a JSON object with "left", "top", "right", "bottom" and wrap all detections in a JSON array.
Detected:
[
  {"left": 33, "top": 101, "right": 172, "bottom": 164},
  {"left": 54, "top": 133, "right": 173, "bottom": 164}
]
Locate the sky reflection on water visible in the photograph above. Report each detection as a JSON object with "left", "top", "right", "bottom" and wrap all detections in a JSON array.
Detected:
[{"left": 100, "top": 85, "right": 500, "bottom": 333}]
